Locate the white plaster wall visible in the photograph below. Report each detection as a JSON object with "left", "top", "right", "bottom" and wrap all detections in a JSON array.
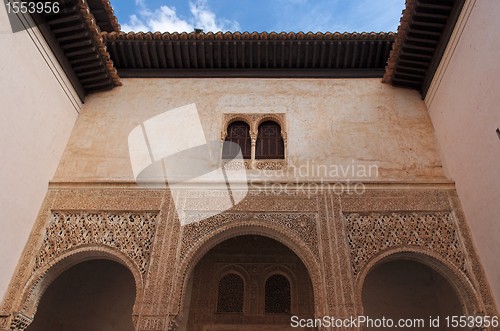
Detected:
[
  {"left": 0, "top": 8, "right": 80, "bottom": 300},
  {"left": 425, "top": 0, "right": 500, "bottom": 305},
  {"left": 55, "top": 78, "right": 445, "bottom": 182}
]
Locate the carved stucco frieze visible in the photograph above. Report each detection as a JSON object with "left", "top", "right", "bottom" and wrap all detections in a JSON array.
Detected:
[
  {"left": 344, "top": 211, "right": 466, "bottom": 276},
  {"left": 254, "top": 159, "right": 285, "bottom": 170},
  {"left": 138, "top": 315, "right": 166, "bottom": 331},
  {"left": 447, "top": 193, "right": 498, "bottom": 317},
  {"left": 180, "top": 212, "right": 319, "bottom": 261},
  {"left": 2, "top": 187, "right": 497, "bottom": 330},
  {"left": 8, "top": 313, "right": 31, "bottom": 331},
  {"left": 35, "top": 212, "right": 158, "bottom": 275},
  {"left": 317, "top": 192, "right": 358, "bottom": 317},
  {"left": 222, "top": 159, "right": 285, "bottom": 170},
  {"left": 182, "top": 190, "right": 318, "bottom": 213}
]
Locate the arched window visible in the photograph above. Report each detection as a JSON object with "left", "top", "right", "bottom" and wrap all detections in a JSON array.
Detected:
[
  {"left": 216, "top": 273, "right": 244, "bottom": 313},
  {"left": 222, "top": 121, "right": 251, "bottom": 159},
  {"left": 265, "top": 274, "right": 291, "bottom": 314},
  {"left": 256, "top": 121, "right": 284, "bottom": 159}
]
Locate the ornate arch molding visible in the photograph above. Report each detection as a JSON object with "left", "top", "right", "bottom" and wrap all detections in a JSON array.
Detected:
[
  {"left": 355, "top": 248, "right": 482, "bottom": 316},
  {"left": 12, "top": 245, "right": 144, "bottom": 329},
  {"left": 220, "top": 115, "right": 252, "bottom": 140},
  {"left": 172, "top": 219, "right": 324, "bottom": 317},
  {"left": 255, "top": 114, "right": 286, "bottom": 134},
  {"left": 221, "top": 113, "right": 286, "bottom": 138}
]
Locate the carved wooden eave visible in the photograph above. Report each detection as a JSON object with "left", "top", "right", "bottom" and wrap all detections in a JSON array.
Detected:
[
  {"left": 32, "top": 0, "right": 121, "bottom": 101},
  {"left": 103, "top": 31, "right": 396, "bottom": 78},
  {"left": 86, "top": 0, "right": 121, "bottom": 33},
  {"left": 31, "top": 0, "right": 470, "bottom": 99},
  {"left": 383, "top": 0, "right": 466, "bottom": 97},
  {"left": 78, "top": 0, "right": 121, "bottom": 86},
  {"left": 383, "top": 0, "right": 417, "bottom": 85}
]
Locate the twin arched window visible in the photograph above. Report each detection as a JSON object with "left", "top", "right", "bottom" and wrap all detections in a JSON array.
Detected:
[
  {"left": 216, "top": 272, "right": 291, "bottom": 314},
  {"left": 222, "top": 120, "right": 284, "bottom": 160}
]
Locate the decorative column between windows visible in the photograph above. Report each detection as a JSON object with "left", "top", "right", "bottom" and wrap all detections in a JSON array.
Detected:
[
  {"left": 250, "top": 132, "right": 257, "bottom": 169},
  {"left": 281, "top": 131, "right": 288, "bottom": 162}
]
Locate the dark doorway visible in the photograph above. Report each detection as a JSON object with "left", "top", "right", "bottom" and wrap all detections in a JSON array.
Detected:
[{"left": 26, "top": 259, "right": 136, "bottom": 331}]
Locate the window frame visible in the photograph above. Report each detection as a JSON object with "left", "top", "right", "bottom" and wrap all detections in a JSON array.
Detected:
[
  {"left": 222, "top": 120, "right": 252, "bottom": 160},
  {"left": 221, "top": 113, "right": 287, "bottom": 170},
  {"left": 215, "top": 272, "right": 246, "bottom": 314},
  {"left": 264, "top": 273, "right": 292, "bottom": 315},
  {"left": 255, "top": 120, "right": 285, "bottom": 160}
]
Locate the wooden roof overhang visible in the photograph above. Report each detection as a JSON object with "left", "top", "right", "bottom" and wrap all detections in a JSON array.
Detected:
[
  {"left": 103, "top": 31, "right": 396, "bottom": 78},
  {"left": 30, "top": 0, "right": 468, "bottom": 98},
  {"left": 384, "top": 0, "right": 466, "bottom": 96},
  {"left": 32, "top": 0, "right": 121, "bottom": 101}
]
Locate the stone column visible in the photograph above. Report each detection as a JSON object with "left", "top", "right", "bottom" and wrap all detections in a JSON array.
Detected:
[{"left": 250, "top": 132, "right": 257, "bottom": 169}]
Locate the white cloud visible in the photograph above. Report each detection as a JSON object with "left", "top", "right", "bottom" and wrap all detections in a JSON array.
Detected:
[
  {"left": 121, "top": 0, "right": 240, "bottom": 33},
  {"left": 121, "top": 14, "right": 149, "bottom": 32},
  {"left": 147, "top": 6, "right": 194, "bottom": 32}
]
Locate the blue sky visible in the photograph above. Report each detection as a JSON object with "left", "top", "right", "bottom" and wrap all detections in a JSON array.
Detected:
[{"left": 110, "top": 0, "right": 405, "bottom": 33}]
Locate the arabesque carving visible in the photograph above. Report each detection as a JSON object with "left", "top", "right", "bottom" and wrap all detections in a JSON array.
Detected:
[
  {"left": 9, "top": 313, "right": 31, "bottom": 331},
  {"left": 35, "top": 211, "right": 158, "bottom": 275},
  {"left": 1, "top": 187, "right": 497, "bottom": 330},
  {"left": 344, "top": 212, "right": 466, "bottom": 276},
  {"left": 255, "top": 159, "right": 285, "bottom": 170},
  {"left": 180, "top": 212, "right": 318, "bottom": 260}
]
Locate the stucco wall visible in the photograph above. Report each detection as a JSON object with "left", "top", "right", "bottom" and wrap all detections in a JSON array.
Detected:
[
  {"left": 425, "top": 0, "right": 500, "bottom": 305},
  {"left": 0, "top": 9, "right": 80, "bottom": 300},
  {"left": 54, "top": 78, "right": 445, "bottom": 183}
]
